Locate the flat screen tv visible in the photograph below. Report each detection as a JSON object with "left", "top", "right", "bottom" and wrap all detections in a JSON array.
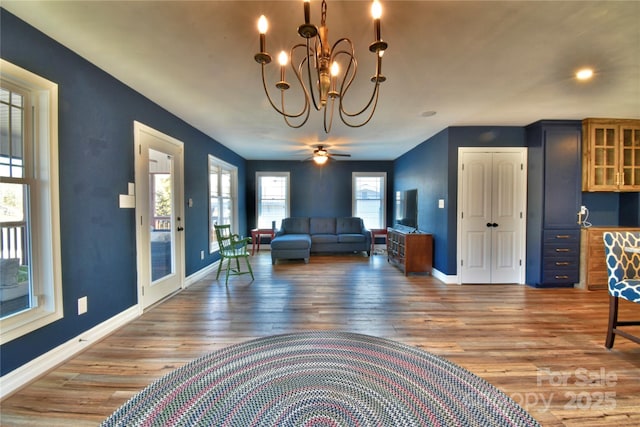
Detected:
[{"left": 395, "top": 189, "right": 418, "bottom": 229}]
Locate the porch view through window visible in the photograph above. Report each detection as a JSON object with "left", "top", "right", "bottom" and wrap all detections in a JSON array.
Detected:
[
  {"left": 1, "top": 59, "right": 62, "bottom": 344},
  {"left": 353, "top": 173, "right": 386, "bottom": 229},
  {"left": 149, "top": 148, "right": 173, "bottom": 282},
  {"left": 257, "top": 172, "right": 289, "bottom": 230},
  {"left": 1, "top": 86, "right": 33, "bottom": 319}
]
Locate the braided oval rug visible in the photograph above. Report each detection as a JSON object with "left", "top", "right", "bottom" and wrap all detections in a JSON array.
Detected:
[{"left": 102, "top": 331, "right": 540, "bottom": 427}]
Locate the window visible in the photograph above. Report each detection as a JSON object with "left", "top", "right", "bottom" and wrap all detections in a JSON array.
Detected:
[
  {"left": 352, "top": 172, "right": 386, "bottom": 229},
  {"left": 209, "top": 155, "right": 237, "bottom": 252},
  {"left": 256, "top": 172, "right": 290, "bottom": 230},
  {"left": 1, "top": 59, "right": 61, "bottom": 344}
]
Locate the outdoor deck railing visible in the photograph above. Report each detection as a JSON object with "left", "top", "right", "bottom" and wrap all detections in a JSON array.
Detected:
[{"left": 1, "top": 222, "right": 28, "bottom": 265}]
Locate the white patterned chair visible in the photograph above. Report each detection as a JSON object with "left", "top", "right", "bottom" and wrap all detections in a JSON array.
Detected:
[{"left": 602, "top": 231, "right": 640, "bottom": 349}]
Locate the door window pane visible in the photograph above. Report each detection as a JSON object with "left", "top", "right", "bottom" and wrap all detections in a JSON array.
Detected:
[{"left": 149, "top": 149, "right": 173, "bottom": 282}]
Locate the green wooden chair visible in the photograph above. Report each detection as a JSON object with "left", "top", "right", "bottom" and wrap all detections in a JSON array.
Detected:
[{"left": 214, "top": 224, "right": 254, "bottom": 285}]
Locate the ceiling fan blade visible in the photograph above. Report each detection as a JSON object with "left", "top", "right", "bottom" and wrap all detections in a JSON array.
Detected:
[{"left": 328, "top": 153, "right": 351, "bottom": 157}]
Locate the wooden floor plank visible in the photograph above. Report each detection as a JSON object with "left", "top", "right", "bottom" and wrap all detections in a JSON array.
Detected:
[{"left": 1, "top": 251, "right": 639, "bottom": 426}]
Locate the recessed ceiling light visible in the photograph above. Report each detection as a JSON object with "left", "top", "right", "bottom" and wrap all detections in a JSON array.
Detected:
[{"left": 576, "top": 68, "right": 594, "bottom": 81}]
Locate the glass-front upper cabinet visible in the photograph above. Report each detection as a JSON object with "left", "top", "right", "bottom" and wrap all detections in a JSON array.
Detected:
[{"left": 582, "top": 118, "right": 640, "bottom": 192}]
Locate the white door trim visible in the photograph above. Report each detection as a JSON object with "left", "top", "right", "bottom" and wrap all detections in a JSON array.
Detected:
[
  {"left": 134, "top": 121, "right": 185, "bottom": 310},
  {"left": 456, "top": 147, "right": 528, "bottom": 284}
]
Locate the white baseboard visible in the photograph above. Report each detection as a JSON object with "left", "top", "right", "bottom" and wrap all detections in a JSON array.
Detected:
[
  {"left": 432, "top": 268, "right": 459, "bottom": 284},
  {"left": 0, "top": 305, "right": 140, "bottom": 399},
  {"left": 184, "top": 260, "right": 219, "bottom": 288}
]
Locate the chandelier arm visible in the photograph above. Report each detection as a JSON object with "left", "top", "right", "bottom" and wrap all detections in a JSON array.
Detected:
[
  {"left": 304, "top": 37, "right": 322, "bottom": 111},
  {"left": 323, "top": 95, "right": 336, "bottom": 133},
  {"left": 333, "top": 42, "right": 385, "bottom": 119},
  {"left": 340, "top": 79, "right": 380, "bottom": 118},
  {"left": 333, "top": 49, "right": 381, "bottom": 118},
  {"left": 339, "top": 83, "right": 381, "bottom": 128},
  {"left": 283, "top": 87, "right": 311, "bottom": 128},
  {"left": 291, "top": 42, "right": 321, "bottom": 112},
  {"left": 331, "top": 48, "right": 357, "bottom": 96},
  {"left": 290, "top": 43, "right": 314, "bottom": 111},
  {"left": 330, "top": 39, "right": 358, "bottom": 100},
  {"left": 282, "top": 47, "right": 312, "bottom": 128},
  {"left": 260, "top": 63, "right": 308, "bottom": 119}
]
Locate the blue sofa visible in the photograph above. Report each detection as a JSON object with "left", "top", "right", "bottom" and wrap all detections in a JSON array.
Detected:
[{"left": 271, "top": 217, "right": 371, "bottom": 264}]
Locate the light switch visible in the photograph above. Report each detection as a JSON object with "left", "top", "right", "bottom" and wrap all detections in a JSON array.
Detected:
[
  {"left": 119, "top": 194, "right": 135, "bottom": 208},
  {"left": 438, "top": 199, "right": 445, "bottom": 208},
  {"left": 78, "top": 296, "right": 88, "bottom": 315}
]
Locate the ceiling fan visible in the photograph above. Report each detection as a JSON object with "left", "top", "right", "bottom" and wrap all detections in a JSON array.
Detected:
[{"left": 307, "top": 145, "right": 351, "bottom": 165}]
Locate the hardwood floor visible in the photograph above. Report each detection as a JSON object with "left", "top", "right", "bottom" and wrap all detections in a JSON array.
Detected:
[{"left": 1, "top": 251, "right": 639, "bottom": 426}]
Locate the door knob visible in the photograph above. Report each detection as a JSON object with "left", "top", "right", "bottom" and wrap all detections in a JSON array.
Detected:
[{"left": 486, "top": 223, "right": 499, "bottom": 228}]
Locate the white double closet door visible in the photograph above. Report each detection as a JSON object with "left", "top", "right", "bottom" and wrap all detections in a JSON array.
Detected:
[{"left": 458, "top": 148, "right": 527, "bottom": 284}]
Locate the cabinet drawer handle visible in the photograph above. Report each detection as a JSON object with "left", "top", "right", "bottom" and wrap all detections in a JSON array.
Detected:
[
  {"left": 556, "top": 235, "right": 570, "bottom": 239},
  {"left": 555, "top": 261, "right": 570, "bottom": 266},
  {"left": 555, "top": 275, "right": 569, "bottom": 279},
  {"left": 555, "top": 248, "right": 571, "bottom": 252}
]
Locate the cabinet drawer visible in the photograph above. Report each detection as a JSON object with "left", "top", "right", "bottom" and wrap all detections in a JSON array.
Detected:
[
  {"left": 543, "top": 243, "right": 579, "bottom": 257},
  {"left": 543, "top": 269, "right": 579, "bottom": 283},
  {"left": 543, "top": 230, "right": 580, "bottom": 243},
  {"left": 543, "top": 257, "right": 579, "bottom": 270}
]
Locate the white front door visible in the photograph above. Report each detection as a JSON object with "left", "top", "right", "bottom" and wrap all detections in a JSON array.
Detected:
[
  {"left": 135, "top": 122, "right": 184, "bottom": 309},
  {"left": 458, "top": 148, "right": 527, "bottom": 284}
]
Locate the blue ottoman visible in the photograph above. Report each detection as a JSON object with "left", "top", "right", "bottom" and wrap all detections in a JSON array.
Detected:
[{"left": 271, "top": 234, "right": 312, "bottom": 264}]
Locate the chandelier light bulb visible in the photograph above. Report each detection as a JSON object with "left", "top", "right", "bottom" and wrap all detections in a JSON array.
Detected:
[
  {"left": 278, "top": 51, "right": 289, "bottom": 66},
  {"left": 257, "top": 15, "right": 269, "bottom": 56},
  {"left": 371, "top": 1, "right": 382, "bottom": 19},
  {"left": 258, "top": 15, "right": 268, "bottom": 34},
  {"left": 331, "top": 62, "right": 339, "bottom": 76}
]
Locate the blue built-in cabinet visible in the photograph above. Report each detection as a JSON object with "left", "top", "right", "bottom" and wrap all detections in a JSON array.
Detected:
[{"left": 526, "top": 121, "right": 582, "bottom": 287}]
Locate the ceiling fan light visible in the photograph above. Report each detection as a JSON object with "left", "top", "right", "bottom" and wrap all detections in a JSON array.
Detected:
[
  {"left": 313, "top": 155, "right": 329, "bottom": 165},
  {"left": 576, "top": 68, "right": 594, "bottom": 81}
]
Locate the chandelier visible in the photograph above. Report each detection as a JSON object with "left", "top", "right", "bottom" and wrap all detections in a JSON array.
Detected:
[{"left": 254, "top": 0, "right": 388, "bottom": 133}]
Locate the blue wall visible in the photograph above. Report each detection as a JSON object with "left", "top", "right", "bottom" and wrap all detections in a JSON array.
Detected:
[
  {"left": 582, "top": 192, "right": 640, "bottom": 227},
  {"left": 395, "top": 127, "right": 526, "bottom": 275},
  {"left": 245, "top": 160, "right": 395, "bottom": 232},
  {"left": 394, "top": 129, "right": 450, "bottom": 272},
  {"left": 0, "top": 10, "right": 245, "bottom": 376}
]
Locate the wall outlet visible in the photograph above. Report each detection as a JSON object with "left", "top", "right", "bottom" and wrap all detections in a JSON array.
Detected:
[
  {"left": 78, "top": 296, "right": 88, "bottom": 315},
  {"left": 438, "top": 199, "right": 445, "bottom": 209},
  {"left": 580, "top": 205, "right": 587, "bottom": 215},
  {"left": 200, "top": 250, "right": 205, "bottom": 260}
]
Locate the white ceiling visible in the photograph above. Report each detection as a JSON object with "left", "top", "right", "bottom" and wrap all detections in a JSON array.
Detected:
[{"left": 3, "top": 1, "right": 639, "bottom": 161}]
